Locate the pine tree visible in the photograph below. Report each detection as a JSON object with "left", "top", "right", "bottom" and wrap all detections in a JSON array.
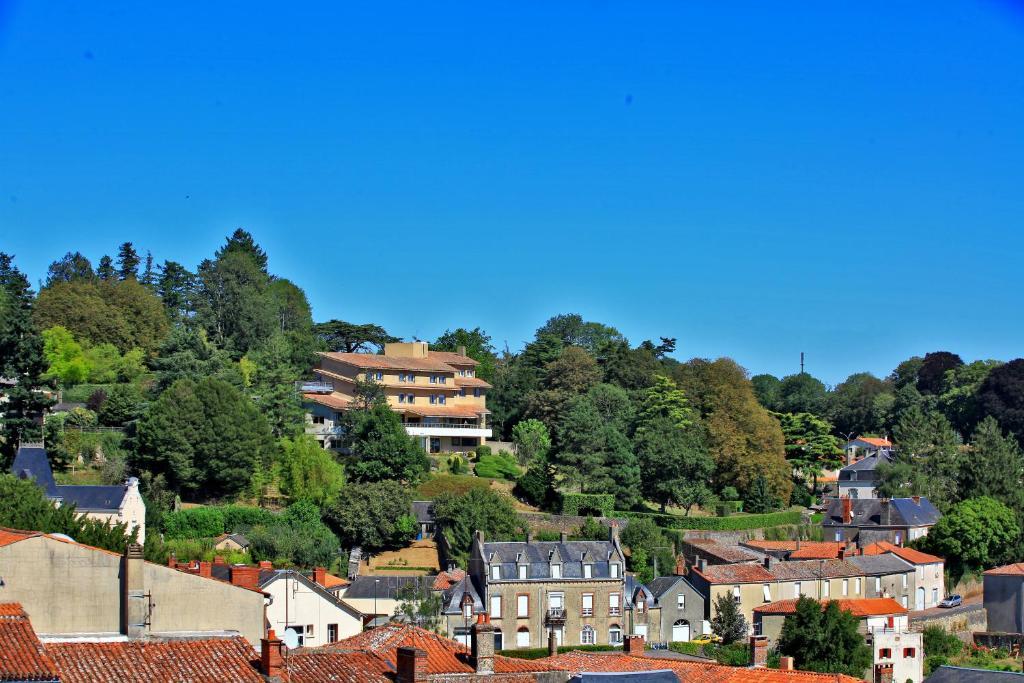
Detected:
[
  {"left": 97, "top": 255, "right": 115, "bottom": 281},
  {"left": 960, "top": 417, "right": 1024, "bottom": 507},
  {"left": 140, "top": 250, "right": 156, "bottom": 289},
  {"left": 116, "top": 242, "right": 141, "bottom": 280},
  {"left": 710, "top": 593, "right": 748, "bottom": 644}
]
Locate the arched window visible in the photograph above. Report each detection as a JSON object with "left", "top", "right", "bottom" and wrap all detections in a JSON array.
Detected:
[
  {"left": 516, "top": 626, "right": 530, "bottom": 648},
  {"left": 608, "top": 625, "right": 622, "bottom": 645},
  {"left": 581, "top": 625, "right": 596, "bottom": 645}
]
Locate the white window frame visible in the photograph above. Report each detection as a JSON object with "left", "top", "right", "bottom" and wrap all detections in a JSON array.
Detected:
[
  {"left": 581, "top": 625, "right": 596, "bottom": 645},
  {"left": 901, "top": 574, "right": 907, "bottom": 590},
  {"left": 762, "top": 584, "right": 772, "bottom": 602},
  {"left": 518, "top": 565, "right": 527, "bottom": 580},
  {"left": 678, "top": 593, "right": 686, "bottom": 609},
  {"left": 551, "top": 564, "right": 561, "bottom": 579},
  {"left": 491, "top": 565, "right": 501, "bottom": 580},
  {"left": 842, "top": 579, "right": 849, "bottom": 596},
  {"left": 517, "top": 594, "right": 529, "bottom": 618},
  {"left": 549, "top": 592, "right": 564, "bottom": 610},
  {"left": 609, "top": 593, "right": 620, "bottom": 616},
  {"left": 582, "top": 593, "right": 594, "bottom": 617},
  {"left": 490, "top": 595, "right": 502, "bottom": 619},
  {"left": 793, "top": 582, "right": 801, "bottom": 598},
  {"left": 584, "top": 564, "right": 593, "bottom": 579},
  {"left": 609, "top": 626, "right": 622, "bottom": 645},
  {"left": 875, "top": 577, "right": 881, "bottom": 593},
  {"left": 855, "top": 578, "right": 862, "bottom": 595},
  {"left": 822, "top": 580, "right": 830, "bottom": 598},
  {"left": 610, "top": 563, "right": 620, "bottom": 578},
  {"left": 516, "top": 628, "right": 530, "bottom": 648}
]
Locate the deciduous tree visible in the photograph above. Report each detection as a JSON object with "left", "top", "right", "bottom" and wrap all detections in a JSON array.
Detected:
[
  {"left": 324, "top": 481, "right": 415, "bottom": 551},
  {"left": 777, "top": 597, "right": 873, "bottom": 677}
]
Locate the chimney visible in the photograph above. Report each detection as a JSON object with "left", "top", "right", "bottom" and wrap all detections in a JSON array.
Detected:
[
  {"left": 259, "top": 560, "right": 273, "bottom": 570},
  {"left": 675, "top": 555, "right": 686, "bottom": 576},
  {"left": 198, "top": 561, "right": 212, "bottom": 579},
  {"left": 526, "top": 531, "right": 533, "bottom": 544},
  {"left": 763, "top": 556, "right": 774, "bottom": 571},
  {"left": 214, "top": 555, "right": 227, "bottom": 565},
  {"left": 842, "top": 497, "right": 853, "bottom": 524},
  {"left": 122, "top": 543, "right": 147, "bottom": 639},
  {"left": 911, "top": 495, "right": 921, "bottom": 505},
  {"left": 457, "top": 345, "right": 467, "bottom": 357},
  {"left": 231, "top": 565, "right": 261, "bottom": 591},
  {"left": 471, "top": 613, "right": 495, "bottom": 674},
  {"left": 608, "top": 521, "right": 620, "bottom": 543},
  {"left": 880, "top": 499, "right": 891, "bottom": 526},
  {"left": 548, "top": 628, "right": 558, "bottom": 657},
  {"left": 874, "top": 663, "right": 894, "bottom": 683},
  {"left": 560, "top": 531, "right": 568, "bottom": 543},
  {"left": 838, "top": 547, "right": 846, "bottom": 560},
  {"left": 260, "top": 629, "right": 285, "bottom": 679},
  {"left": 167, "top": 552, "right": 177, "bottom": 568},
  {"left": 749, "top": 635, "right": 768, "bottom": 667},
  {"left": 697, "top": 558, "right": 708, "bottom": 573},
  {"left": 314, "top": 567, "right": 327, "bottom": 587},
  {"left": 624, "top": 635, "right": 645, "bottom": 656},
  {"left": 397, "top": 646, "right": 428, "bottom": 683},
  {"left": 779, "top": 656, "right": 795, "bottom": 671}
]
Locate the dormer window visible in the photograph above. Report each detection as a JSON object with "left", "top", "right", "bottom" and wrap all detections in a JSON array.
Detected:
[
  {"left": 610, "top": 563, "right": 620, "bottom": 578},
  {"left": 518, "top": 565, "right": 528, "bottom": 580},
  {"left": 551, "top": 564, "right": 561, "bottom": 579},
  {"left": 584, "top": 563, "right": 593, "bottom": 579},
  {"left": 491, "top": 565, "right": 500, "bottom": 581}
]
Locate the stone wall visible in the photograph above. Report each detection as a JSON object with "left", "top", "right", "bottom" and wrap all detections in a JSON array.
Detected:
[{"left": 909, "top": 604, "right": 987, "bottom": 634}]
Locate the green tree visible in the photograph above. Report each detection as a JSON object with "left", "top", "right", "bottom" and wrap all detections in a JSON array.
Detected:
[
  {"left": 750, "top": 374, "right": 782, "bottom": 410},
  {"left": 743, "top": 474, "right": 780, "bottom": 513},
  {"left": 245, "top": 501, "right": 340, "bottom": 568},
  {"left": 0, "top": 254, "right": 52, "bottom": 466},
  {"left": 634, "top": 417, "right": 713, "bottom": 513},
  {"left": 312, "top": 319, "right": 400, "bottom": 353},
  {"left": 133, "top": 377, "right": 275, "bottom": 499},
  {"left": 395, "top": 580, "right": 443, "bottom": 631},
  {"left": 535, "top": 313, "right": 625, "bottom": 354},
  {"left": 924, "top": 497, "right": 1019, "bottom": 570},
  {"left": 150, "top": 327, "right": 240, "bottom": 391},
  {"left": 341, "top": 399, "right": 429, "bottom": 483},
  {"left": 278, "top": 435, "right": 345, "bottom": 507},
  {"left": 140, "top": 251, "right": 156, "bottom": 289},
  {"left": 248, "top": 334, "right": 306, "bottom": 437},
  {"left": 878, "top": 407, "right": 961, "bottom": 506},
  {"left": 938, "top": 360, "right": 1002, "bottom": 437},
  {"left": 41, "top": 326, "right": 91, "bottom": 385},
  {"left": 97, "top": 384, "right": 144, "bottom": 426},
  {"left": 324, "top": 481, "right": 415, "bottom": 551},
  {"left": 959, "top": 417, "right": 1024, "bottom": 507},
  {"left": 777, "top": 597, "right": 873, "bottom": 677},
  {"left": 828, "top": 372, "right": 892, "bottom": 438},
  {"left": 83, "top": 343, "right": 121, "bottom": 383},
  {"left": 775, "top": 372, "right": 829, "bottom": 416},
  {"left": 621, "top": 517, "right": 674, "bottom": 578},
  {"left": 917, "top": 351, "right": 964, "bottom": 396},
  {"left": 511, "top": 419, "right": 551, "bottom": 466},
  {"left": 156, "top": 260, "right": 195, "bottom": 322},
  {"left": 976, "top": 359, "right": 1024, "bottom": 447},
  {"left": 710, "top": 593, "right": 748, "bottom": 645},
  {"left": 96, "top": 255, "right": 115, "bottom": 281},
  {"left": 45, "top": 251, "right": 95, "bottom": 287},
  {"left": 634, "top": 375, "right": 693, "bottom": 436},
  {"left": 433, "top": 327, "right": 498, "bottom": 382},
  {"left": 433, "top": 488, "right": 522, "bottom": 566},
  {"left": 773, "top": 412, "right": 842, "bottom": 493},
  {"left": 117, "top": 242, "right": 141, "bottom": 280}
]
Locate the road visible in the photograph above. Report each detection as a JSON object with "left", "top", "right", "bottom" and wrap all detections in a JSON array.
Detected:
[{"left": 909, "top": 592, "right": 982, "bottom": 621}]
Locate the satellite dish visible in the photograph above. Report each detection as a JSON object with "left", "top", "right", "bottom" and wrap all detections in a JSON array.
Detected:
[{"left": 282, "top": 628, "right": 301, "bottom": 649}]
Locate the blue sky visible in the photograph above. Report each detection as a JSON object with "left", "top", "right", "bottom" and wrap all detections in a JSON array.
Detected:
[{"left": 2, "top": 2, "right": 1023, "bottom": 384}]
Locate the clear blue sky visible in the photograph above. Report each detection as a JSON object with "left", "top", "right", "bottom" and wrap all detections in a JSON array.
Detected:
[{"left": 2, "top": 2, "right": 1023, "bottom": 384}]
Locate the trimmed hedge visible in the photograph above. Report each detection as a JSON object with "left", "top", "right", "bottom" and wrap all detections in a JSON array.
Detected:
[
  {"left": 500, "top": 644, "right": 620, "bottom": 660},
  {"left": 562, "top": 493, "right": 615, "bottom": 516},
  {"left": 615, "top": 509, "right": 801, "bottom": 531}
]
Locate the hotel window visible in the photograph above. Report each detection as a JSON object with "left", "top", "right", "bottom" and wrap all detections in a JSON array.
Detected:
[
  {"left": 584, "top": 564, "right": 593, "bottom": 579},
  {"left": 517, "top": 627, "right": 530, "bottom": 648},
  {"left": 430, "top": 375, "right": 437, "bottom": 384},
  {"left": 430, "top": 395, "right": 437, "bottom": 404},
  {"left": 439, "top": 395, "right": 446, "bottom": 405},
  {"left": 551, "top": 564, "right": 561, "bottom": 579},
  {"left": 609, "top": 593, "right": 621, "bottom": 616},
  {"left": 842, "top": 579, "right": 849, "bottom": 596},
  {"left": 518, "top": 565, "right": 528, "bottom": 579},
  {"left": 793, "top": 582, "right": 801, "bottom": 598},
  {"left": 491, "top": 565, "right": 501, "bottom": 580},
  {"left": 582, "top": 593, "right": 594, "bottom": 616},
  {"left": 517, "top": 594, "right": 529, "bottom": 618},
  {"left": 610, "top": 563, "right": 620, "bottom": 578},
  {"left": 763, "top": 584, "right": 772, "bottom": 602},
  {"left": 474, "top": 388, "right": 482, "bottom": 397},
  {"left": 490, "top": 595, "right": 502, "bottom": 619},
  {"left": 327, "top": 624, "right": 338, "bottom": 643},
  {"left": 855, "top": 578, "right": 862, "bottom": 595},
  {"left": 678, "top": 593, "right": 686, "bottom": 609},
  {"left": 581, "top": 625, "right": 596, "bottom": 645}
]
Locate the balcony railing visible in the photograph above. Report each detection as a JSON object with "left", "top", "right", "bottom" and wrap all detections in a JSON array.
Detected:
[
  {"left": 297, "top": 380, "right": 334, "bottom": 394},
  {"left": 402, "top": 420, "right": 485, "bottom": 429},
  {"left": 307, "top": 425, "right": 343, "bottom": 436},
  {"left": 545, "top": 608, "right": 566, "bottom": 624},
  {"left": 582, "top": 607, "right": 593, "bottom": 617}
]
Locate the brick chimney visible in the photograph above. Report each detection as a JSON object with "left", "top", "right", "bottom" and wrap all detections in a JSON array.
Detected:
[
  {"left": 911, "top": 495, "right": 921, "bottom": 505},
  {"left": 624, "top": 635, "right": 645, "bottom": 656},
  {"left": 457, "top": 345, "right": 467, "bottom": 357},
  {"left": 397, "top": 646, "right": 428, "bottom": 683},
  {"left": 675, "top": 555, "right": 686, "bottom": 576},
  {"left": 198, "top": 561, "right": 212, "bottom": 579},
  {"left": 874, "top": 662, "right": 894, "bottom": 683},
  {"left": 548, "top": 628, "right": 558, "bottom": 657},
  {"left": 259, "top": 560, "right": 274, "bottom": 570},
  {"left": 231, "top": 565, "right": 261, "bottom": 590},
  {"left": 167, "top": 552, "right": 177, "bottom": 568},
  {"left": 314, "top": 567, "right": 327, "bottom": 587},
  {"left": 471, "top": 613, "right": 495, "bottom": 674},
  {"left": 838, "top": 546, "right": 846, "bottom": 560},
  {"left": 122, "top": 543, "right": 147, "bottom": 639},
  {"left": 749, "top": 635, "right": 768, "bottom": 667},
  {"left": 214, "top": 555, "right": 226, "bottom": 565},
  {"left": 880, "top": 499, "right": 891, "bottom": 526},
  {"left": 842, "top": 497, "right": 853, "bottom": 524},
  {"left": 260, "top": 629, "right": 284, "bottom": 679},
  {"left": 779, "top": 656, "right": 795, "bottom": 671},
  {"left": 560, "top": 531, "right": 568, "bottom": 543}
]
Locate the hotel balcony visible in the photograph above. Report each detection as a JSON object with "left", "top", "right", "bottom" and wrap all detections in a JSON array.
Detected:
[{"left": 402, "top": 420, "right": 492, "bottom": 438}]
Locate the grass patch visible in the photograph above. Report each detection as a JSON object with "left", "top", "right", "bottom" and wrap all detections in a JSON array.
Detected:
[
  {"left": 53, "top": 466, "right": 107, "bottom": 485},
  {"left": 415, "top": 474, "right": 494, "bottom": 499}
]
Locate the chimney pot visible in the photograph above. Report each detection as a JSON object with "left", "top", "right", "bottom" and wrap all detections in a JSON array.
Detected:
[
  {"left": 167, "top": 553, "right": 177, "bottom": 568},
  {"left": 314, "top": 566, "right": 327, "bottom": 587},
  {"left": 779, "top": 656, "right": 795, "bottom": 671},
  {"left": 259, "top": 560, "right": 273, "bottom": 570},
  {"left": 230, "top": 565, "right": 260, "bottom": 590},
  {"left": 749, "top": 635, "right": 768, "bottom": 667},
  {"left": 471, "top": 609, "right": 496, "bottom": 673},
  {"left": 397, "top": 646, "right": 429, "bottom": 683},
  {"left": 624, "top": 635, "right": 645, "bottom": 656},
  {"left": 261, "top": 630, "right": 285, "bottom": 679},
  {"left": 198, "top": 561, "right": 212, "bottom": 579},
  {"left": 674, "top": 555, "right": 686, "bottom": 576}
]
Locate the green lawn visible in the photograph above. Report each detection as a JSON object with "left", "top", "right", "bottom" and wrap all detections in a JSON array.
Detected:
[{"left": 415, "top": 474, "right": 494, "bottom": 499}]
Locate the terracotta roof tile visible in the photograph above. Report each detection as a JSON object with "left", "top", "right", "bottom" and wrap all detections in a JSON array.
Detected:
[
  {"left": 404, "top": 404, "right": 487, "bottom": 418},
  {"left": 0, "top": 603, "right": 60, "bottom": 682},
  {"left": 754, "top": 597, "right": 907, "bottom": 617},
  {"left": 787, "top": 543, "right": 848, "bottom": 560},
  {"left": 692, "top": 563, "right": 775, "bottom": 584},
  {"left": 543, "top": 650, "right": 862, "bottom": 682},
  {"left": 320, "top": 571, "right": 350, "bottom": 589},
  {"left": 320, "top": 351, "right": 456, "bottom": 372},
  {"left": 428, "top": 351, "right": 479, "bottom": 366},
  {"left": 985, "top": 562, "right": 1024, "bottom": 576},
  {"left": 857, "top": 437, "right": 892, "bottom": 447},
  {"left": 432, "top": 568, "right": 467, "bottom": 590},
  {"left": 454, "top": 376, "right": 492, "bottom": 388},
  {"left": 284, "top": 650, "right": 392, "bottom": 683},
  {"left": 861, "top": 541, "right": 943, "bottom": 565},
  {"left": 684, "top": 539, "right": 762, "bottom": 563},
  {"left": 302, "top": 392, "right": 352, "bottom": 410},
  {"left": 45, "top": 638, "right": 263, "bottom": 683},
  {"left": 0, "top": 528, "right": 38, "bottom": 548}
]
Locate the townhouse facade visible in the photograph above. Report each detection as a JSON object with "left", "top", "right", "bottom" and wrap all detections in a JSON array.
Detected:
[
  {"left": 303, "top": 341, "right": 492, "bottom": 454},
  {"left": 646, "top": 574, "right": 708, "bottom": 643},
  {"left": 863, "top": 541, "right": 945, "bottom": 611},
  {"left": 848, "top": 554, "right": 917, "bottom": 610},
  {"left": 468, "top": 530, "right": 628, "bottom": 650}
]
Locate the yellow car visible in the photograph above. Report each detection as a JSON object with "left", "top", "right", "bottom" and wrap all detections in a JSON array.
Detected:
[{"left": 690, "top": 635, "right": 722, "bottom": 646}]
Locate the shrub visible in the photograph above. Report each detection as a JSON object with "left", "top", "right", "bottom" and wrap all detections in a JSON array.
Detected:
[
  {"left": 448, "top": 455, "right": 467, "bottom": 475},
  {"left": 416, "top": 474, "right": 492, "bottom": 499},
  {"left": 923, "top": 626, "right": 962, "bottom": 659},
  {"left": 163, "top": 506, "right": 226, "bottom": 539},
  {"left": 562, "top": 493, "right": 615, "bottom": 516}
]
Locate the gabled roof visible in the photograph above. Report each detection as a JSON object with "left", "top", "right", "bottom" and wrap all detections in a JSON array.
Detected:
[
  {"left": 861, "top": 541, "right": 943, "bottom": 565},
  {"left": 45, "top": 637, "right": 264, "bottom": 683},
  {"left": 984, "top": 563, "right": 1024, "bottom": 576},
  {"left": 754, "top": 597, "right": 907, "bottom": 617},
  {"left": 851, "top": 437, "right": 892, "bottom": 448},
  {"left": 412, "top": 501, "right": 435, "bottom": 524},
  {"left": 691, "top": 563, "right": 775, "bottom": 585},
  {"left": 839, "top": 451, "right": 893, "bottom": 473},
  {"left": 439, "top": 575, "right": 484, "bottom": 616},
  {"left": 302, "top": 391, "right": 351, "bottom": 410},
  {"left": 847, "top": 554, "right": 914, "bottom": 576},
  {"left": 646, "top": 575, "right": 695, "bottom": 601},
  {"left": 683, "top": 538, "right": 762, "bottom": 563},
  {"left": 279, "top": 650, "right": 392, "bottom": 682},
  {"left": 769, "top": 559, "right": 862, "bottom": 580},
  {"left": 213, "top": 532, "right": 250, "bottom": 548},
  {"left": 10, "top": 446, "right": 127, "bottom": 512},
  {"left": 481, "top": 540, "right": 623, "bottom": 581},
  {"left": 823, "top": 497, "right": 941, "bottom": 528},
  {"left": 10, "top": 447, "right": 58, "bottom": 494},
  {"left": 432, "top": 568, "right": 466, "bottom": 591},
  {"left": 320, "top": 351, "right": 457, "bottom": 373},
  {"left": 427, "top": 350, "right": 479, "bottom": 367},
  {"left": 0, "top": 603, "right": 61, "bottom": 683}
]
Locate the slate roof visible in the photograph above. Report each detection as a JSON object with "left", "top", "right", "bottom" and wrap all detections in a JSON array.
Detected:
[
  {"left": 647, "top": 575, "right": 694, "bottom": 601},
  {"left": 823, "top": 497, "right": 941, "bottom": 528},
  {"left": 624, "top": 575, "right": 656, "bottom": 609},
  {"left": 482, "top": 540, "right": 624, "bottom": 581},
  {"left": 925, "top": 666, "right": 1024, "bottom": 682},
  {"left": 45, "top": 637, "right": 264, "bottom": 683},
  {"left": 0, "top": 603, "right": 61, "bottom": 683},
  {"left": 213, "top": 532, "right": 250, "bottom": 548},
  {"left": 838, "top": 452, "right": 893, "bottom": 482},
  {"left": 343, "top": 575, "right": 433, "bottom": 600},
  {"left": 412, "top": 500, "right": 435, "bottom": 524},
  {"left": 440, "top": 575, "right": 484, "bottom": 616},
  {"left": 10, "top": 447, "right": 58, "bottom": 494},
  {"left": 769, "top": 559, "right": 863, "bottom": 580},
  {"left": 10, "top": 446, "right": 127, "bottom": 512},
  {"left": 848, "top": 554, "right": 914, "bottom": 576}
]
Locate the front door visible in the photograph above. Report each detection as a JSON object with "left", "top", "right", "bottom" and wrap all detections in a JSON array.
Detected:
[{"left": 916, "top": 587, "right": 925, "bottom": 611}]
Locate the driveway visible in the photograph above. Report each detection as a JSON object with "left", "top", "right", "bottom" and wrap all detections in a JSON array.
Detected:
[{"left": 909, "top": 592, "right": 982, "bottom": 621}]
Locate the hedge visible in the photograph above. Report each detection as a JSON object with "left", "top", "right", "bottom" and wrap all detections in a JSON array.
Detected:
[
  {"left": 562, "top": 493, "right": 615, "bottom": 516},
  {"left": 615, "top": 509, "right": 801, "bottom": 531},
  {"left": 500, "top": 644, "right": 620, "bottom": 660}
]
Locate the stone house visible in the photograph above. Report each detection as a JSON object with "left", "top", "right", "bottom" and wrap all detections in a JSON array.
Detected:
[
  {"left": 848, "top": 554, "right": 917, "bottom": 610},
  {"left": 984, "top": 563, "right": 1024, "bottom": 635},
  {"left": 823, "top": 496, "right": 941, "bottom": 545},
  {"left": 646, "top": 574, "right": 707, "bottom": 643},
  {"left": 863, "top": 541, "right": 945, "bottom": 611}
]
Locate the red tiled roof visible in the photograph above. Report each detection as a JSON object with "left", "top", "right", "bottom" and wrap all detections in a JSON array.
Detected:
[
  {"left": 0, "top": 528, "right": 38, "bottom": 548},
  {"left": 754, "top": 597, "right": 907, "bottom": 617},
  {"left": 302, "top": 392, "right": 351, "bottom": 410},
  {"left": 0, "top": 603, "right": 60, "bottom": 682},
  {"left": 742, "top": 540, "right": 800, "bottom": 551},
  {"left": 284, "top": 650, "right": 391, "bottom": 683},
  {"left": 787, "top": 543, "right": 848, "bottom": 560},
  {"left": 691, "top": 563, "right": 775, "bottom": 584},
  {"left": 454, "top": 376, "right": 492, "bottom": 388},
  {"left": 320, "top": 351, "right": 456, "bottom": 372},
  {"left": 328, "top": 623, "right": 563, "bottom": 675},
  {"left": 861, "top": 541, "right": 943, "bottom": 565},
  {"left": 432, "top": 568, "right": 467, "bottom": 590},
  {"left": 404, "top": 404, "right": 487, "bottom": 418},
  {"left": 684, "top": 539, "right": 760, "bottom": 563},
  {"left": 543, "top": 650, "right": 862, "bottom": 682},
  {"left": 320, "top": 571, "right": 350, "bottom": 589},
  {"left": 855, "top": 436, "right": 892, "bottom": 447},
  {"left": 985, "top": 562, "right": 1024, "bottom": 576},
  {"left": 45, "top": 638, "right": 263, "bottom": 683},
  {"left": 428, "top": 351, "right": 479, "bottom": 366}
]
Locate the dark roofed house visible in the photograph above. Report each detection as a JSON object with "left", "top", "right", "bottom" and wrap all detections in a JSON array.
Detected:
[
  {"left": 412, "top": 500, "right": 436, "bottom": 540},
  {"left": 10, "top": 445, "right": 146, "bottom": 543},
  {"left": 823, "top": 496, "right": 940, "bottom": 545},
  {"left": 837, "top": 450, "right": 894, "bottom": 500}
]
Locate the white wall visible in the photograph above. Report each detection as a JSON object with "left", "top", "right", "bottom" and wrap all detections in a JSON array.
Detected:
[
  {"left": 264, "top": 575, "right": 363, "bottom": 647},
  {"left": 872, "top": 630, "right": 923, "bottom": 683}
]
